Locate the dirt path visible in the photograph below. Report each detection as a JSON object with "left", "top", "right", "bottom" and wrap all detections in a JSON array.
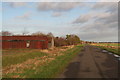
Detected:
[{"left": 58, "top": 45, "right": 119, "bottom": 78}]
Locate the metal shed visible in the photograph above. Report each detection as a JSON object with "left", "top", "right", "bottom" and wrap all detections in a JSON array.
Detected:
[{"left": 1, "top": 36, "right": 49, "bottom": 49}]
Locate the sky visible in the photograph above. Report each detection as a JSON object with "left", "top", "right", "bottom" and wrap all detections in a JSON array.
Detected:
[{"left": 1, "top": 0, "right": 119, "bottom": 42}]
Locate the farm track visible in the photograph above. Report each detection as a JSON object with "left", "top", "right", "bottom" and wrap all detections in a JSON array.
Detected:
[{"left": 58, "top": 45, "right": 119, "bottom": 78}]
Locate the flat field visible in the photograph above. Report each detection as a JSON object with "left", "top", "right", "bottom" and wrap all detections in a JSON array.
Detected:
[
  {"left": 2, "top": 45, "right": 83, "bottom": 78},
  {"left": 91, "top": 43, "right": 119, "bottom": 55},
  {"left": 92, "top": 43, "right": 119, "bottom": 47}
]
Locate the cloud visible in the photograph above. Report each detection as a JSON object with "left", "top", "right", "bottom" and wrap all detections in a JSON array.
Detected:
[
  {"left": 70, "top": 2, "right": 118, "bottom": 42},
  {"left": 95, "top": 12, "right": 118, "bottom": 24},
  {"left": 37, "top": 2, "right": 118, "bottom": 42},
  {"left": 98, "top": 0, "right": 118, "bottom": 2},
  {"left": 37, "top": 2, "right": 84, "bottom": 12},
  {"left": 3, "top": 2, "right": 118, "bottom": 42},
  {"left": 75, "top": 21, "right": 118, "bottom": 41},
  {"left": 52, "top": 12, "right": 63, "bottom": 17},
  {"left": 15, "top": 12, "right": 31, "bottom": 20},
  {"left": 72, "top": 2, "right": 118, "bottom": 24},
  {"left": 10, "top": 2, "right": 26, "bottom": 8},
  {"left": 92, "top": 2, "right": 118, "bottom": 12},
  {"left": 78, "top": 31, "right": 117, "bottom": 42},
  {"left": 37, "top": 2, "right": 86, "bottom": 18},
  {"left": 72, "top": 13, "right": 92, "bottom": 24}
]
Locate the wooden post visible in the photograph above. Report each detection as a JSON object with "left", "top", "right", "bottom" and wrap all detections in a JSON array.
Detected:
[{"left": 51, "top": 37, "right": 54, "bottom": 49}]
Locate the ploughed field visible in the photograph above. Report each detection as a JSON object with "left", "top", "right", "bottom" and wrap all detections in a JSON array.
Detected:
[
  {"left": 91, "top": 43, "right": 119, "bottom": 56},
  {"left": 2, "top": 44, "right": 83, "bottom": 78}
]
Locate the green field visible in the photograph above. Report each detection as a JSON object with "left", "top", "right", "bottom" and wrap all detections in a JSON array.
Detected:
[
  {"left": 3, "top": 45, "right": 83, "bottom": 78},
  {"left": 97, "top": 46, "right": 119, "bottom": 55},
  {"left": 94, "top": 43, "right": 119, "bottom": 47},
  {"left": 3, "top": 49, "right": 48, "bottom": 68},
  {"left": 91, "top": 43, "right": 119, "bottom": 55}
]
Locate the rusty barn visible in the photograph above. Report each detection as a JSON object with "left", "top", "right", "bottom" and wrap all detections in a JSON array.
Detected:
[{"left": 1, "top": 36, "right": 52, "bottom": 49}]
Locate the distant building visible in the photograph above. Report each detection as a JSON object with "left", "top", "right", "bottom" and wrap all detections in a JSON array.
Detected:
[{"left": 0, "top": 36, "right": 53, "bottom": 49}]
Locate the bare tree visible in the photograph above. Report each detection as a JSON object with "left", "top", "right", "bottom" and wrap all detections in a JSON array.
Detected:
[{"left": 47, "top": 32, "right": 54, "bottom": 37}]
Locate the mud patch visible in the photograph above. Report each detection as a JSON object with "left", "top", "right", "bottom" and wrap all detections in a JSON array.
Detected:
[
  {"left": 82, "top": 67, "right": 91, "bottom": 72},
  {"left": 64, "top": 62, "right": 80, "bottom": 78},
  {"left": 95, "top": 56, "right": 101, "bottom": 58},
  {"left": 79, "top": 53, "right": 84, "bottom": 57}
]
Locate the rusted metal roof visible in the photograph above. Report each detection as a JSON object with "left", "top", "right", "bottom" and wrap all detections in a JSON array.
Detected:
[{"left": 1, "top": 36, "right": 48, "bottom": 41}]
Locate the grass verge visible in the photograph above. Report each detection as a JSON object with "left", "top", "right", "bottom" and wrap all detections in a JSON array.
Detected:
[
  {"left": 4, "top": 44, "right": 83, "bottom": 78},
  {"left": 97, "top": 46, "right": 119, "bottom": 56},
  {"left": 27, "top": 45, "right": 83, "bottom": 78}
]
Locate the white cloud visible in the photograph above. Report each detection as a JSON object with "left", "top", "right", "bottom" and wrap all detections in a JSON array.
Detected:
[
  {"left": 71, "top": 2, "right": 118, "bottom": 42},
  {"left": 15, "top": 12, "right": 31, "bottom": 20},
  {"left": 92, "top": 2, "right": 118, "bottom": 12},
  {"left": 99, "top": 0, "right": 119, "bottom": 2},
  {"left": 10, "top": 2, "right": 26, "bottom": 7},
  {"left": 72, "top": 2, "right": 118, "bottom": 24},
  {"left": 3, "top": 2, "right": 118, "bottom": 42},
  {"left": 74, "top": 21, "right": 118, "bottom": 42},
  {"left": 72, "top": 13, "right": 93, "bottom": 24},
  {"left": 37, "top": 2, "right": 84, "bottom": 12}
]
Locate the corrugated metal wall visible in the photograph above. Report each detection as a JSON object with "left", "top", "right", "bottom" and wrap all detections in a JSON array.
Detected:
[{"left": 1, "top": 36, "right": 49, "bottom": 49}]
